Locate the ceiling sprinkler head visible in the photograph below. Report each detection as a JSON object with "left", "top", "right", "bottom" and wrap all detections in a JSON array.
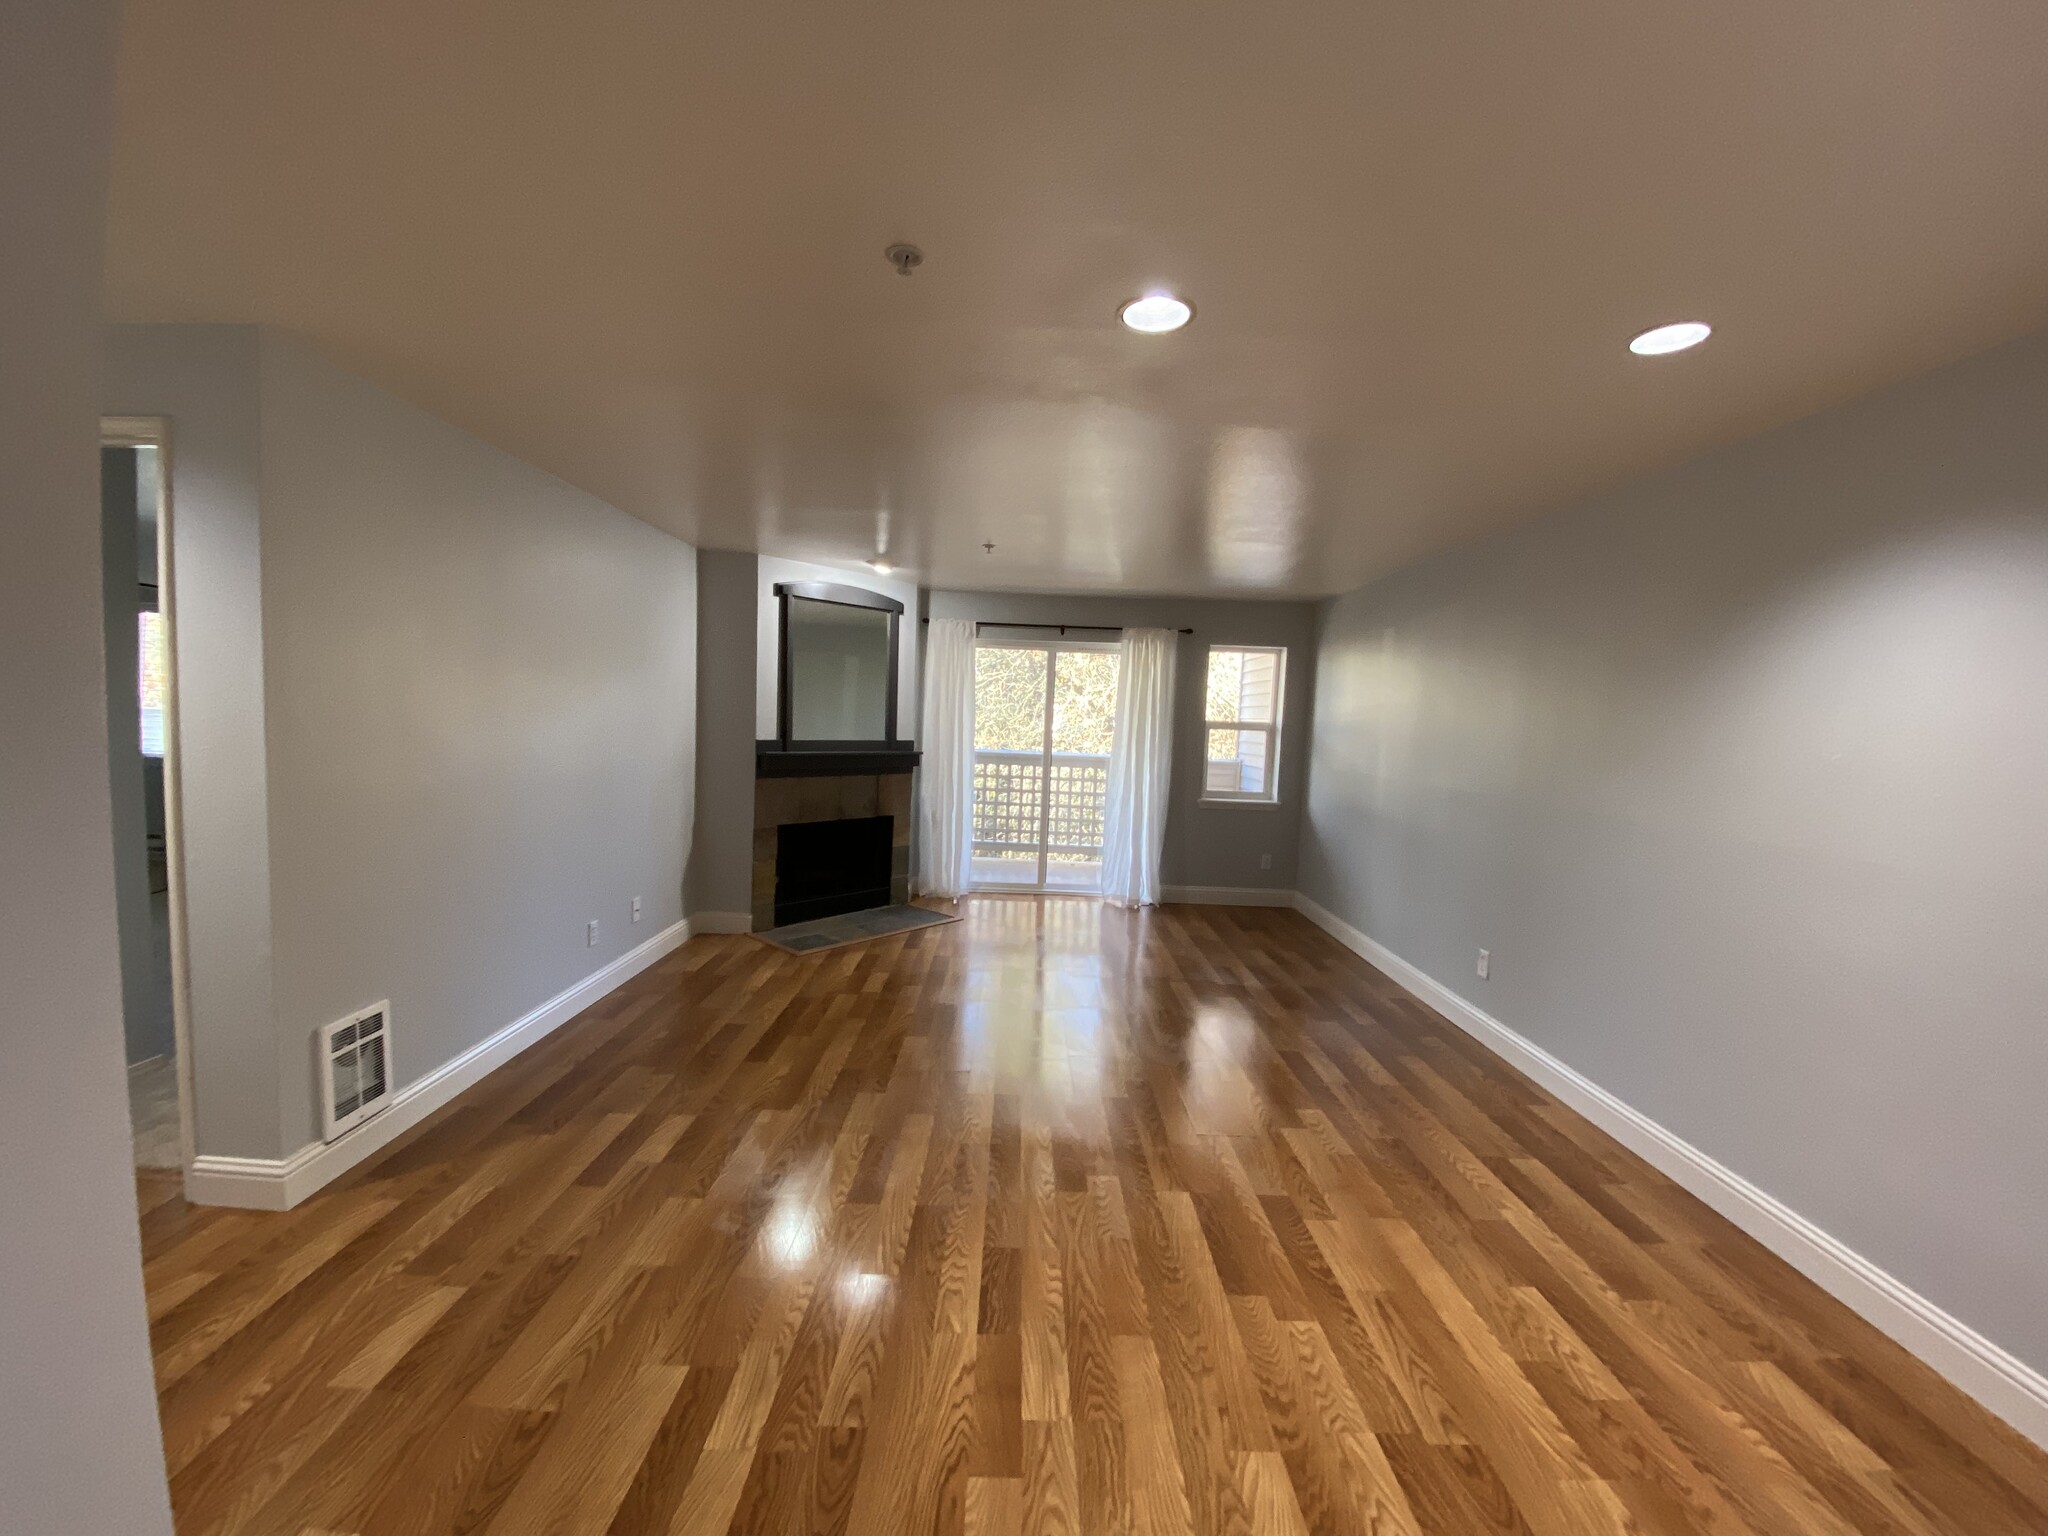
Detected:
[{"left": 884, "top": 243, "right": 923, "bottom": 277}]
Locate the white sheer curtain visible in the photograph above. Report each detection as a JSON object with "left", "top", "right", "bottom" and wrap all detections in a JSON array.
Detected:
[
  {"left": 1100, "top": 627, "right": 1178, "bottom": 908},
  {"left": 916, "top": 618, "right": 977, "bottom": 899}
]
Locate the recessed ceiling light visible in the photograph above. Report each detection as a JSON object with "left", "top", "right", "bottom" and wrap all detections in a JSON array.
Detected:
[
  {"left": 867, "top": 556, "right": 893, "bottom": 574},
  {"left": 1629, "top": 320, "right": 1712, "bottom": 356},
  {"left": 1120, "top": 294, "right": 1194, "bottom": 334}
]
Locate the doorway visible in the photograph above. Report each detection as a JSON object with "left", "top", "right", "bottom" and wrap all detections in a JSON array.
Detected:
[
  {"left": 102, "top": 419, "right": 192, "bottom": 1177},
  {"left": 971, "top": 638, "right": 1119, "bottom": 892}
]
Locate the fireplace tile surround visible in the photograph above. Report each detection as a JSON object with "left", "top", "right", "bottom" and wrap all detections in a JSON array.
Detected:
[{"left": 751, "top": 770, "right": 912, "bottom": 931}]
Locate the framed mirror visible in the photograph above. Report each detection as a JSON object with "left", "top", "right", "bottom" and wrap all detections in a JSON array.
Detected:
[{"left": 773, "top": 581, "right": 903, "bottom": 748}]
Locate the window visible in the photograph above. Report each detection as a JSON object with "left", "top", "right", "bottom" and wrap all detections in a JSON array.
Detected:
[
  {"left": 1202, "top": 645, "right": 1285, "bottom": 802},
  {"left": 970, "top": 639, "right": 1119, "bottom": 891},
  {"left": 139, "top": 609, "right": 167, "bottom": 758}
]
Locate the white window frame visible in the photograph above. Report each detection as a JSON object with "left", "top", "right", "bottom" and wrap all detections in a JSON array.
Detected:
[{"left": 1200, "top": 644, "right": 1286, "bottom": 805}]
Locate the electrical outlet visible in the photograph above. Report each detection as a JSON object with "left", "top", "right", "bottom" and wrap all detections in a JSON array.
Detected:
[
  {"left": 587, "top": 920, "right": 599, "bottom": 947},
  {"left": 1476, "top": 948, "right": 1490, "bottom": 980},
  {"left": 632, "top": 896, "right": 642, "bottom": 923},
  {"left": 1259, "top": 853, "right": 1273, "bottom": 870}
]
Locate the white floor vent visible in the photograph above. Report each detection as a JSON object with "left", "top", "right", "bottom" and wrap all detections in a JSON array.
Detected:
[{"left": 318, "top": 1002, "right": 392, "bottom": 1141}]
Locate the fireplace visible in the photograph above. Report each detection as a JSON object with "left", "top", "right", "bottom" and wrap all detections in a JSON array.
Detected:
[
  {"left": 774, "top": 815, "right": 893, "bottom": 926},
  {"left": 751, "top": 769, "right": 912, "bottom": 931}
]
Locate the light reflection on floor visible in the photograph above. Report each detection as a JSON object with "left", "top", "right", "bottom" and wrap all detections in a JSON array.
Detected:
[
  {"left": 952, "top": 895, "right": 1120, "bottom": 1094},
  {"left": 943, "top": 895, "right": 1260, "bottom": 1124}
]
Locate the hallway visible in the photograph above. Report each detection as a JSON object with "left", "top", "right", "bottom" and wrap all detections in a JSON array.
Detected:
[{"left": 137, "top": 900, "right": 2048, "bottom": 1534}]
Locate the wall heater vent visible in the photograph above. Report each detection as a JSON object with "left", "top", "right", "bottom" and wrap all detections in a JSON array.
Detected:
[{"left": 318, "top": 1002, "right": 392, "bottom": 1141}]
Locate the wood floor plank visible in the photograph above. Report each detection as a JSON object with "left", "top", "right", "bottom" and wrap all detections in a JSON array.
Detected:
[
  {"left": 133, "top": 902, "right": 2048, "bottom": 1536},
  {"left": 477, "top": 1359, "right": 686, "bottom": 1535}
]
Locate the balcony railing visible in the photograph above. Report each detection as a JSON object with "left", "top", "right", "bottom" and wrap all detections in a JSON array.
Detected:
[{"left": 972, "top": 750, "right": 1108, "bottom": 879}]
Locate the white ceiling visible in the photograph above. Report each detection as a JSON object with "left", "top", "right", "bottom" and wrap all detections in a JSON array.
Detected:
[{"left": 107, "top": 1, "right": 2048, "bottom": 596}]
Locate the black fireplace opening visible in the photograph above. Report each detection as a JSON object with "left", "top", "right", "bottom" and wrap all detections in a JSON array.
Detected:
[{"left": 774, "top": 815, "right": 893, "bottom": 927}]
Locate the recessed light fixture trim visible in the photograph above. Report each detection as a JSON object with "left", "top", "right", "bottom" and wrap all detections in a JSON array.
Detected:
[
  {"left": 1120, "top": 294, "right": 1194, "bottom": 334},
  {"left": 1629, "top": 320, "right": 1712, "bottom": 356}
]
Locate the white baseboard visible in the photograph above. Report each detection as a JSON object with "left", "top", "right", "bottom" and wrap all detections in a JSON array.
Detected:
[
  {"left": 185, "top": 917, "right": 694, "bottom": 1212},
  {"left": 1161, "top": 884, "right": 1297, "bottom": 907},
  {"left": 1289, "top": 891, "right": 2048, "bottom": 1452},
  {"left": 686, "top": 910, "right": 754, "bottom": 934}
]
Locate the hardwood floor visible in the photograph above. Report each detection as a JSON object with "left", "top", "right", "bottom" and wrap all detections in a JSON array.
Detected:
[{"left": 136, "top": 898, "right": 2048, "bottom": 1535}]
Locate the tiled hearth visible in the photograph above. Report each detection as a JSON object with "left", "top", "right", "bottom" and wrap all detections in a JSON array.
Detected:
[{"left": 751, "top": 770, "right": 912, "bottom": 931}]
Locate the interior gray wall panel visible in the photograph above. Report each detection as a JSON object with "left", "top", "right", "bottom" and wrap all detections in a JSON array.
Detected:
[
  {"left": 1300, "top": 327, "right": 2048, "bottom": 1379},
  {"left": 689, "top": 548, "right": 760, "bottom": 918},
  {"left": 0, "top": 3, "right": 177, "bottom": 1526},
  {"left": 106, "top": 325, "right": 698, "bottom": 1160},
  {"left": 254, "top": 331, "right": 698, "bottom": 1152},
  {"left": 105, "top": 324, "right": 283, "bottom": 1158},
  {"left": 925, "top": 590, "right": 1316, "bottom": 891}
]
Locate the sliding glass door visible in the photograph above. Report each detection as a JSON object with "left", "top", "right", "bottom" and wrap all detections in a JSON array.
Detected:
[{"left": 971, "top": 640, "right": 1119, "bottom": 892}]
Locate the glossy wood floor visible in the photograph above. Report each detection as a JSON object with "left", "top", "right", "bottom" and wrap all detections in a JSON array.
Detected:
[{"left": 136, "top": 899, "right": 2048, "bottom": 1536}]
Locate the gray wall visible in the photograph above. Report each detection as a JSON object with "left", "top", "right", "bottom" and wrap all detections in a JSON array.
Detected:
[
  {"left": 1300, "top": 328, "right": 2048, "bottom": 1379},
  {"left": 0, "top": 2, "right": 177, "bottom": 1527},
  {"left": 926, "top": 590, "right": 1316, "bottom": 892},
  {"left": 106, "top": 325, "right": 284, "bottom": 1159},
  {"left": 256, "top": 332, "right": 697, "bottom": 1153},
  {"left": 104, "top": 326, "right": 698, "bottom": 1160},
  {"left": 688, "top": 549, "right": 760, "bottom": 920}
]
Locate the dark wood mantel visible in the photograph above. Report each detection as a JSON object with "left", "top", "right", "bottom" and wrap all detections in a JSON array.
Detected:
[{"left": 755, "top": 743, "right": 921, "bottom": 780}]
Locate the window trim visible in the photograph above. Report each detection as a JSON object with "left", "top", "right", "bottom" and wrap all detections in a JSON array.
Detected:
[{"left": 1199, "top": 644, "right": 1287, "bottom": 805}]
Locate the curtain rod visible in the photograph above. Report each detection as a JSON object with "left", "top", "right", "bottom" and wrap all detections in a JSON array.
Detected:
[{"left": 919, "top": 619, "right": 1194, "bottom": 635}]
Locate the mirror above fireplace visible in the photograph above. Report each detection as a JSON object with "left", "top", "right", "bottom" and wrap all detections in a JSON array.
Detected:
[
  {"left": 760, "top": 580, "right": 919, "bottom": 778},
  {"left": 787, "top": 591, "right": 892, "bottom": 741}
]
